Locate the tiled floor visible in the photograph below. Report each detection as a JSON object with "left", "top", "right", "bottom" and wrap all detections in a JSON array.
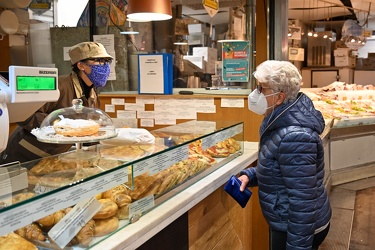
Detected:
[{"left": 320, "top": 177, "right": 375, "bottom": 250}]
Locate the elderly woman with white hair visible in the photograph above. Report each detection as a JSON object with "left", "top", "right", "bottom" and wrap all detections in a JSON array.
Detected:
[{"left": 239, "top": 60, "right": 332, "bottom": 250}]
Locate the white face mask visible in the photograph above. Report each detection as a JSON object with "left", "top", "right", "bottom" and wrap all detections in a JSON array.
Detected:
[{"left": 248, "top": 89, "right": 279, "bottom": 115}]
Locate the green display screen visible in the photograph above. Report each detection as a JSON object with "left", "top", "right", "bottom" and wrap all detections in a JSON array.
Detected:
[{"left": 16, "top": 76, "right": 56, "bottom": 91}]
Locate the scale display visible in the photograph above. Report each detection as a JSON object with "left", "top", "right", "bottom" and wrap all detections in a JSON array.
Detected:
[{"left": 16, "top": 76, "right": 56, "bottom": 91}]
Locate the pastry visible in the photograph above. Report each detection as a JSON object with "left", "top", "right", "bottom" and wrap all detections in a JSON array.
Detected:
[
  {"left": 94, "top": 216, "right": 119, "bottom": 237},
  {"left": 11, "top": 192, "right": 35, "bottom": 204},
  {"left": 155, "top": 171, "right": 178, "bottom": 195},
  {"left": 75, "top": 219, "right": 95, "bottom": 247},
  {"left": 102, "top": 185, "right": 132, "bottom": 208},
  {"left": 93, "top": 199, "right": 118, "bottom": 219},
  {"left": 36, "top": 210, "right": 65, "bottom": 228},
  {"left": 100, "top": 145, "right": 147, "bottom": 161},
  {"left": 116, "top": 204, "right": 130, "bottom": 219},
  {"left": 206, "top": 145, "right": 230, "bottom": 158},
  {"left": 127, "top": 173, "right": 161, "bottom": 200},
  {"left": 29, "top": 156, "right": 96, "bottom": 175},
  {"left": 14, "top": 223, "right": 46, "bottom": 241},
  {"left": 0, "top": 232, "right": 37, "bottom": 250},
  {"left": 35, "top": 168, "right": 102, "bottom": 188},
  {"left": 53, "top": 118, "right": 99, "bottom": 137}
]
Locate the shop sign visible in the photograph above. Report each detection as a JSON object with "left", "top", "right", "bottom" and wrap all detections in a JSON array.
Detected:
[{"left": 29, "top": 0, "right": 51, "bottom": 15}]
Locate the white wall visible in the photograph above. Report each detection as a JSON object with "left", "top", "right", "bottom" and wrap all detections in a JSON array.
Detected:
[
  {"left": 358, "top": 37, "right": 375, "bottom": 58},
  {"left": 56, "top": 0, "right": 88, "bottom": 27}
]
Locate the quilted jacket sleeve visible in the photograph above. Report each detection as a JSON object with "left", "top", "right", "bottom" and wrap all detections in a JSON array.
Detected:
[
  {"left": 239, "top": 166, "right": 258, "bottom": 187},
  {"left": 278, "top": 130, "right": 320, "bottom": 250}
]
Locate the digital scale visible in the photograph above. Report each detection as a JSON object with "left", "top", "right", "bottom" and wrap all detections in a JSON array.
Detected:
[
  {"left": 0, "top": 66, "right": 59, "bottom": 195},
  {"left": 0, "top": 65, "right": 59, "bottom": 153}
]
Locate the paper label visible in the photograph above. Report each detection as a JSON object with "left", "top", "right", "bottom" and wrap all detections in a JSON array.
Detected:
[
  {"left": 129, "top": 195, "right": 154, "bottom": 220},
  {"left": 48, "top": 198, "right": 101, "bottom": 249}
]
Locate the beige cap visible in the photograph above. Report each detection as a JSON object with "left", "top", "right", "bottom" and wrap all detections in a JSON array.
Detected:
[{"left": 69, "top": 42, "right": 113, "bottom": 65}]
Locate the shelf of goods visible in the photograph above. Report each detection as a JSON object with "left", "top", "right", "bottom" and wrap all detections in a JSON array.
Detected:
[
  {"left": 303, "top": 83, "right": 375, "bottom": 181},
  {"left": 303, "top": 82, "right": 375, "bottom": 129},
  {"left": 0, "top": 120, "right": 244, "bottom": 250}
]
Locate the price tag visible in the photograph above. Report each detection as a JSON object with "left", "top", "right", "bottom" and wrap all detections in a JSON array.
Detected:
[
  {"left": 48, "top": 198, "right": 102, "bottom": 249},
  {"left": 129, "top": 195, "right": 154, "bottom": 220}
]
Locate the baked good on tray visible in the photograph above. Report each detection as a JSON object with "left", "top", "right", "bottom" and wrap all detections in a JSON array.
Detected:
[{"left": 53, "top": 118, "right": 99, "bottom": 137}]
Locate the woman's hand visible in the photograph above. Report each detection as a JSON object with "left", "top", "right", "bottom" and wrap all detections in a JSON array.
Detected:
[{"left": 238, "top": 175, "right": 249, "bottom": 192}]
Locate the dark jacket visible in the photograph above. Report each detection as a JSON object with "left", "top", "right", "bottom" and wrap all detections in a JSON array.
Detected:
[
  {"left": 0, "top": 72, "right": 99, "bottom": 164},
  {"left": 240, "top": 92, "right": 332, "bottom": 250}
]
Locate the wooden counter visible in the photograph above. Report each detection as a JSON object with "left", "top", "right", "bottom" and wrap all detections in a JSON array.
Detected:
[{"left": 91, "top": 142, "right": 268, "bottom": 250}]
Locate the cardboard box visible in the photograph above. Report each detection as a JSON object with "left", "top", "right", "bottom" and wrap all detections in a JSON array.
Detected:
[
  {"left": 188, "top": 24, "right": 209, "bottom": 34},
  {"left": 334, "top": 48, "right": 350, "bottom": 57},
  {"left": 334, "top": 55, "right": 356, "bottom": 68},
  {"left": 193, "top": 47, "right": 217, "bottom": 74}
]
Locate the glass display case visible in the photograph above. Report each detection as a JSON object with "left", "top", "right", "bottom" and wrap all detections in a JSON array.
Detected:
[{"left": 0, "top": 120, "right": 244, "bottom": 249}]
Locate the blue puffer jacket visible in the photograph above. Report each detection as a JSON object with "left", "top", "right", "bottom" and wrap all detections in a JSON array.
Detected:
[{"left": 240, "top": 92, "right": 332, "bottom": 250}]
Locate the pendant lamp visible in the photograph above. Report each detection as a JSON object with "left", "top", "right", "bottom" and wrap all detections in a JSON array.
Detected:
[{"left": 127, "top": 0, "right": 172, "bottom": 21}]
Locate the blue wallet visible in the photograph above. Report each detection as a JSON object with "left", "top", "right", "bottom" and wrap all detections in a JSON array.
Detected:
[{"left": 224, "top": 175, "right": 252, "bottom": 208}]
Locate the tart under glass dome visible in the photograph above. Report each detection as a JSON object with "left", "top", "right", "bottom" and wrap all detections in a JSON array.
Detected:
[{"left": 32, "top": 99, "right": 117, "bottom": 144}]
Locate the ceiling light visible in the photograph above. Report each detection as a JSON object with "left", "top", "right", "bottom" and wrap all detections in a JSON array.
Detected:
[
  {"left": 120, "top": 30, "right": 139, "bottom": 35},
  {"left": 308, "top": 31, "right": 313, "bottom": 36},
  {"left": 126, "top": 18, "right": 151, "bottom": 23},
  {"left": 120, "top": 23, "right": 139, "bottom": 35},
  {"left": 217, "top": 39, "right": 246, "bottom": 43},
  {"left": 127, "top": 0, "right": 172, "bottom": 21}
]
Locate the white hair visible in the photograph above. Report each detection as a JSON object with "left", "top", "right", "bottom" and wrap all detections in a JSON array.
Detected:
[{"left": 253, "top": 60, "right": 302, "bottom": 103}]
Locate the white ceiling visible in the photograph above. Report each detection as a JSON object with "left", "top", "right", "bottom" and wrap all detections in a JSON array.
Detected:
[{"left": 174, "top": 0, "right": 375, "bottom": 33}]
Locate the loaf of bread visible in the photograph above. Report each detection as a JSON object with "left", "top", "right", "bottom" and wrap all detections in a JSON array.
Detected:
[{"left": 53, "top": 118, "right": 99, "bottom": 137}]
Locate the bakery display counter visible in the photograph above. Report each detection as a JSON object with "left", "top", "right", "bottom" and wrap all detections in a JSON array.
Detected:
[
  {"left": 0, "top": 120, "right": 244, "bottom": 249},
  {"left": 90, "top": 142, "right": 259, "bottom": 250}
]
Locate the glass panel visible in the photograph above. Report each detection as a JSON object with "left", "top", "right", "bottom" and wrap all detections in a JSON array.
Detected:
[{"left": 0, "top": 120, "right": 243, "bottom": 248}]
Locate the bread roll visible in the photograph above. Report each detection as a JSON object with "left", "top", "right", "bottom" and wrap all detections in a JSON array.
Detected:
[{"left": 94, "top": 217, "right": 119, "bottom": 237}]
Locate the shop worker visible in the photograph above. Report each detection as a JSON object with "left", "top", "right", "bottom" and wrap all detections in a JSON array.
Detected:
[
  {"left": 0, "top": 42, "right": 113, "bottom": 164},
  {"left": 239, "top": 60, "right": 332, "bottom": 250}
]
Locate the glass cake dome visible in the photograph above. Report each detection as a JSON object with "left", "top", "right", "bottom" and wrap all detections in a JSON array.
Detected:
[{"left": 32, "top": 99, "right": 117, "bottom": 144}]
